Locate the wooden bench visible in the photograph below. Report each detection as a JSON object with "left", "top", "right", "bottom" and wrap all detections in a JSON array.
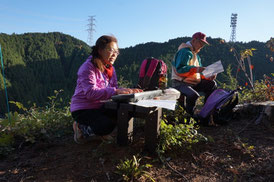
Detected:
[{"left": 104, "top": 101, "right": 162, "bottom": 153}]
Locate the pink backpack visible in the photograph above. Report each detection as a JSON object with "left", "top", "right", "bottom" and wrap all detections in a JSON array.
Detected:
[{"left": 137, "top": 57, "right": 167, "bottom": 91}]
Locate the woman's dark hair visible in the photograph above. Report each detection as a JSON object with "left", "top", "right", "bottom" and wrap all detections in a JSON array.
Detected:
[
  {"left": 91, "top": 35, "right": 118, "bottom": 71},
  {"left": 91, "top": 35, "right": 118, "bottom": 58}
]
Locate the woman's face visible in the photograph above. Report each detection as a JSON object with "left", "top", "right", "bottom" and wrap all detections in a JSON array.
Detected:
[{"left": 99, "top": 42, "right": 119, "bottom": 65}]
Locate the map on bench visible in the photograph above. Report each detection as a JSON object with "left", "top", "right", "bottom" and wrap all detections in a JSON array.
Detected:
[{"left": 111, "top": 90, "right": 163, "bottom": 103}]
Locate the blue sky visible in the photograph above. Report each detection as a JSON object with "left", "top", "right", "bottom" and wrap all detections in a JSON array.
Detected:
[{"left": 0, "top": 0, "right": 273, "bottom": 48}]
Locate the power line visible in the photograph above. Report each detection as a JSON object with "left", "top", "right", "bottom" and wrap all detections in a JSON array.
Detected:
[{"left": 87, "top": 16, "right": 96, "bottom": 46}]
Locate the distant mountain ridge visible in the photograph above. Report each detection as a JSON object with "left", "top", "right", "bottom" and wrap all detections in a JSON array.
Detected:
[
  {"left": 0, "top": 32, "right": 91, "bottom": 114},
  {"left": 0, "top": 32, "right": 273, "bottom": 114},
  {"left": 116, "top": 37, "right": 273, "bottom": 86}
]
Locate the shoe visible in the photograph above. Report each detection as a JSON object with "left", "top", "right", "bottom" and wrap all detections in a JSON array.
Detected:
[
  {"left": 100, "top": 135, "right": 114, "bottom": 142},
  {"left": 73, "top": 121, "right": 85, "bottom": 144},
  {"left": 100, "top": 127, "right": 117, "bottom": 142}
]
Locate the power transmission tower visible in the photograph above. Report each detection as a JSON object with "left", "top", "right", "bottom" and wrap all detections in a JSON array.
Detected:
[
  {"left": 87, "top": 16, "right": 96, "bottom": 46},
  {"left": 230, "top": 13, "right": 238, "bottom": 42}
]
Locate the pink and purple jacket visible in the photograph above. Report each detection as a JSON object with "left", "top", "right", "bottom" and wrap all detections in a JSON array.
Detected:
[{"left": 70, "top": 56, "right": 118, "bottom": 112}]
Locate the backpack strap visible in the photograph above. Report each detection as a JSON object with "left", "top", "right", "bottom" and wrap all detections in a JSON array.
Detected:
[
  {"left": 139, "top": 59, "right": 148, "bottom": 77},
  {"left": 139, "top": 58, "right": 159, "bottom": 78},
  {"left": 146, "top": 58, "right": 159, "bottom": 77},
  {"left": 216, "top": 90, "right": 238, "bottom": 110},
  {"left": 159, "top": 59, "right": 167, "bottom": 75},
  {"left": 138, "top": 58, "right": 160, "bottom": 90}
]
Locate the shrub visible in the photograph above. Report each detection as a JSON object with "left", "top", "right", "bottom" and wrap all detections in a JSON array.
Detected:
[
  {"left": 116, "top": 155, "right": 155, "bottom": 182},
  {"left": 0, "top": 90, "right": 73, "bottom": 158},
  {"left": 158, "top": 107, "right": 207, "bottom": 155}
]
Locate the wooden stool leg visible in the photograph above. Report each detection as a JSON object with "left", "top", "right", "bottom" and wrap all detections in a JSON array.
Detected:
[
  {"left": 178, "top": 95, "right": 186, "bottom": 109},
  {"left": 145, "top": 108, "right": 162, "bottom": 153},
  {"left": 117, "top": 105, "right": 133, "bottom": 146}
]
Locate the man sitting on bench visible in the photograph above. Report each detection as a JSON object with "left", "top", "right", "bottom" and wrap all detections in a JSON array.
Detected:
[{"left": 171, "top": 32, "right": 217, "bottom": 116}]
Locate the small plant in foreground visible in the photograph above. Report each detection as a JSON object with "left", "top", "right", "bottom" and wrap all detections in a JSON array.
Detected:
[
  {"left": 0, "top": 90, "right": 73, "bottom": 157},
  {"left": 116, "top": 155, "right": 155, "bottom": 182},
  {"left": 158, "top": 107, "right": 207, "bottom": 155}
]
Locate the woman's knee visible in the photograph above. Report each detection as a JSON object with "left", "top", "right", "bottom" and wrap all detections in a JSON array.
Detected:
[{"left": 93, "top": 120, "right": 116, "bottom": 136}]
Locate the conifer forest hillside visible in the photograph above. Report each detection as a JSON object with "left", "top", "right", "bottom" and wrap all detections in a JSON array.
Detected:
[{"left": 0, "top": 32, "right": 273, "bottom": 114}]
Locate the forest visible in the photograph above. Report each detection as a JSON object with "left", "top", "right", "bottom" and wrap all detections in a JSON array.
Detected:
[{"left": 0, "top": 32, "right": 273, "bottom": 115}]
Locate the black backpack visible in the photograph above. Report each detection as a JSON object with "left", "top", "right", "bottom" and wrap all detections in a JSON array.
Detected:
[{"left": 137, "top": 57, "right": 167, "bottom": 91}]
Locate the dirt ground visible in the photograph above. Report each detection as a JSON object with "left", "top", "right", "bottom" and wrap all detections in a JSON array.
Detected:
[{"left": 0, "top": 111, "right": 274, "bottom": 182}]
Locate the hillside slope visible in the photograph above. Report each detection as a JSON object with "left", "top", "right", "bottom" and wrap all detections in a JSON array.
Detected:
[
  {"left": 0, "top": 32, "right": 90, "bottom": 114},
  {"left": 0, "top": 33, "right": 273, "bottom": 114}
]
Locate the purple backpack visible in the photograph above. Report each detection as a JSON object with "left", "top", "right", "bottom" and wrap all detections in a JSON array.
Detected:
[{"left": 198, "top": 89, "right": 238, "bottom": 125}]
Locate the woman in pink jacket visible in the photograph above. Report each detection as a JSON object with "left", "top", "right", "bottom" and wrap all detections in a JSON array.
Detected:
[{"left": 70, "top": 35, "right": 141, "bottom": 143}]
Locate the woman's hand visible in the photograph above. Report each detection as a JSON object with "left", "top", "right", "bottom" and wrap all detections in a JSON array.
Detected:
[
  {"left": 116, "top": 88, "right": 143, "bottom": 95},
  {"left": 116, "top": 88, "right": 132, "bottom": 94},
  {"left": 131, "top": 88, "right": 143, "bottom": 93}
]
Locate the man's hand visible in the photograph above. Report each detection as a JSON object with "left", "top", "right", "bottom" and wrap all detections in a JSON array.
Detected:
[
  {"left": 208, "top": 74, "right": 217, "bottom": 80},
  {"left": 197, "top": 67, "right": 205, "bottom": 73}
]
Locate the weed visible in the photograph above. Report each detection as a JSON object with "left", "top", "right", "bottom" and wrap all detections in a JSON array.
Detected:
[
  {"left": 0, "top": 90, "right": 73, "bottom": 157},
  {"left": 158, "top": 107, "right": 207, "bottom": 155},
  {"left": 116, "top": 155, "right": 155, "bottom": 182}
]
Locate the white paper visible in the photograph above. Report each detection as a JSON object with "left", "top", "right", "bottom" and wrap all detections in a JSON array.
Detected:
[
  {"left": 161, "top": 88, "right": 181, "bottom": 100},
  {"left": 130, "top": 88, "right": 180, "bottom": 110},
  {"left": 132, "top": 100, "right": 177, "bottom": 110},
  {"left": 202, "top": 60, "right": 224, "bottom": 78}
]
